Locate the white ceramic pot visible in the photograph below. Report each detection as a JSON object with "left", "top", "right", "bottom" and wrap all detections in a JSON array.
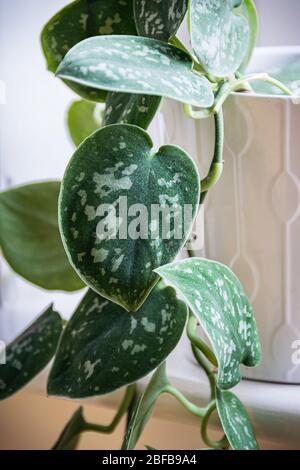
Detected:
[{"left": 150, "top": 47, "right": 300, "bottom": 384}]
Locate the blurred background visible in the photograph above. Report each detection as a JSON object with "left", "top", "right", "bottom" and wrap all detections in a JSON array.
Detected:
[{"left": 0, "top": 0, "right": 300, "bottom": 450}]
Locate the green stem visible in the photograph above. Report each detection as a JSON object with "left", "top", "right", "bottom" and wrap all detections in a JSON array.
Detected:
[
  {"left": 83, "top": 384, "right": 136, "bottom": 434},
  {"left": 200, "top": 401, "right": 229, "bottom": 450},
  {"left": 183, "top": 103, "right": 213, "bottom": 120},
  {"left": 213, "top": 73, "right": 293, "bottom": 113},
  {"left": 162, "top": 385, "right": 208, "bottom": 418},
  {"left": 187, "top": 313, "right": 218, "bottom": 367}
]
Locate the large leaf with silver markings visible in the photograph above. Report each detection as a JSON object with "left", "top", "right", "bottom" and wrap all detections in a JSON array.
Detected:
[
  {"left": 0, "top": 306, "right": 63, "bottom": 400},
  {"left": 216, "top": 389, "right": 259, "bottom": 450},
  {"left": 189, "top": 0, "right": 250, "bottom": 77},
  {"left": 59, "top": 124, "right": 200, "bottom": 311},
  {"left": 155, "top": 258, "right": 261, "bottom": 389},
  {"left": 41, "top": 0, "right": 137, "bottom": 102},
  {"left": 56, "top": 36, "right": 214, "bottom": 108},
  {"left": 134, "top": 0, "right": 188, "bottom": 41},
  {"left": 103, "top": 92, "right": 161, "bottom": 129},
  {"left": 48, "top": 285, "right": 187, "bottom": 398}
]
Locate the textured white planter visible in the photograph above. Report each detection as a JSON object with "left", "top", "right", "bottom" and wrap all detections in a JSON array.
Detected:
[{"left": 150, "top": 47, "right": 300, "bottom": 384}]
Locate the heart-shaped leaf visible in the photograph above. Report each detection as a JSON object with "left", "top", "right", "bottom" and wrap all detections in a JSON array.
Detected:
[
  {"left": 41, "top": 0, "right": 137, "bottom": 102},
  {"left": 134, "top": 0, "right": 188, "bottom": 41},
  {"left": 48, "top": 284, "right": 187, "bottom": 398},
  {"left": 155, "top": 258, "right": 261, "bottom": 389},
  {"left": 59, "top": 124, "right": 200, "bottom": 311},
  {"left": 0, "top": 306, "right": 63, "bottom": 400},
  {"left": 103, "top": 93, "right": 161, "bottom": 129},
  {"left": 216, "top": 388, "right": 259, "bottom": 450},
  {"left": 0, "top": 182, "right": 84, "bottom": 291},
  {"left": 190, "top": 0, "right": 250, "bottom": 77},
  {"left": 67, "top": 100, "right": 104, "bottom": 147},
  {"left": 123, "top": 362, "right": 169, "bottom": 450},
  {"left": 56, "top": 36, "right": 214, "bottom": 108}
]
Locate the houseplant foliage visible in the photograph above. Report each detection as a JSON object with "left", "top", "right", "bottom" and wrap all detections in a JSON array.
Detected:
[{"left": 0, "top": 0, "right": 295, "bottom": 450}]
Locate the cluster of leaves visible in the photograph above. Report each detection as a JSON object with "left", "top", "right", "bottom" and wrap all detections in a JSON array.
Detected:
[{"left": 4, "top": 0, "right": 295, "bottom": 451}]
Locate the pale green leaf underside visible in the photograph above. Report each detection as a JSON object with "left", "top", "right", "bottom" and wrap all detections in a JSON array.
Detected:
[
  {"left": 0, "top": 306, "right": 63, "bottom": 400},
  {"left": 56, "top": 36, "right": 214, "bottom": 108},
  {"left": 123, "top": 362, "right": 169, "bottom": 449},
  {"left": 216, "top": 389, "right": 259, "bottom": 450},
  {"left": 238, "top": 0, "right": 258, "bottom": 73},
  {"left": 41, "top": 0, "right": 137, "bottom": 102},
  {"left": 59, "top": 124, "right": 200, "bottom": 311},
  {"left": 48, "top": 285, "right": 186, "bottom": 398},
  {"left": 103, "top": 92, "right": 161, "bottom": 129},
  {"left": 190, "top": 0, "right": 250, "bottom": 77},
  {"left": 67, "top": 99, "right": 103, "bottom": 147},
  {"left": 155, "top": 258, "right": 261, "bottom": 389},
  {"left": 0, "top": 182, "right": 84, "bottom": 292},
  {"left": 134, "top": 0, "right": 188, "bottom": 41}
]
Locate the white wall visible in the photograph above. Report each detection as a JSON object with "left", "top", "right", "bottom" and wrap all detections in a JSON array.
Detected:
[{"left": 256, "top": 0, "right": 300, "bottom": 46}]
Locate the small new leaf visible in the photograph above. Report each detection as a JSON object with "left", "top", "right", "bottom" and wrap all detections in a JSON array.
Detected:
[
  {"left": 155, "top": 258, "right": 261, "bottom": 389},
  {"left": 0, "top": 306, "right": 63, "bottom": 400},
  {"left": 67, "top": 100, "right": 103, "bottom": 147},
  {"left": 134, "top": 0, "right": 188, "bottom": 41},
  {"left": 56, "top": 36, "right": 214, "bottom": 108},
  {"left": 48, "top": 285, "right": 187, "bottom": 398},
  {"left": 59, "top": 124, "right": 199, "bottom": 311},
  {"left": 0, "top": 182, "right": 84, "bottom": 291},
  {"left": 123, "top": 363, "right": 169, "bottom": 450},
  {"left": 190, "top": 0, "right": 250, "bottom": 77},
  {"left": 216, "top": 388, "right": 259, "bottom": 450}
]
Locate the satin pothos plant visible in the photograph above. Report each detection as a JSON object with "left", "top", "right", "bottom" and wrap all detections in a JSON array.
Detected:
[{"left": 0, "top": 0, "right": 294, "bottom": 451}]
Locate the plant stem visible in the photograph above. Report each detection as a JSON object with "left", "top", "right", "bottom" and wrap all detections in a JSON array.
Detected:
[
  {"left": 191, "top": 345, "right": 216, "bottom": 401},
  {"left": 162, "top": 385, "right": 208, "bottom": 418},
  {"left": 187, "top": 313, "right": 218, "bottom": 367},
  {"left": 200, "top": 401, "right": 229, "bottom": 450}
]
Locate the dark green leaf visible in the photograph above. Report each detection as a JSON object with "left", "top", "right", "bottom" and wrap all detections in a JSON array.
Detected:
[
  {"left": 67, "top": 99, "right": 103, "bottom": 147},
  {"left": 59, "top": 124, "right": 200, "bottom": 311},
  {"left": 0, "top": 182, "right": 84, "bottom": 291},
  {"left": 52, "top": 407, "right": 85, "bottom": 450},
  {"left": 123, "top": 363, "right": 169, "bottom": 449},
  {"left": 155, "top": 258, "right": 261, "bottom": 389},
  {"left": 48, "top": 284, "right": 187, "bottom": 398},
  {"left": 56, "top": 36, "right": 214, "bottom": 108},
  {"left": 216, "top": 388, "right": 259, "bottom": 450},
  {"left": 134, "top": 0, "right": 188, "bottom": 41},
  {"left": 0, "top": 306, "right": 63, "bottom": 400},
  {"left": 190, "top": 0, "right": 250, "bottom": 77},
  {"left": 41, "top": 0, "right": 137, "bottom": 102},
  {"left": 103, "top": 93, "right": 161, "bottom": 129}
]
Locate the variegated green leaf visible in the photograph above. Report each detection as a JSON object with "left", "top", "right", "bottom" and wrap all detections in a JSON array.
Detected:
[
  {"left": 59, "top": 124, "right": 200, "bottom": 311},
  {"left": 103, "top": 93, "right": 161, "bottom": 129},
  {"left": 155, "top": 258, "right": 261, "bottom": 389},
  {"left": 252, "top": 59, "right": 300, "bottom": 96},
  {"left": 56, "top": 36, "right": 214, "bottom": 108},
  {"left": 123, "top": 362, "right": 169, "bottom": 449},
  {"left": 67, "top": 100, "right": 103, "bottom": 147},
  {"left": 0, "top": 306, "right": 63, "bottom": 400},
  {"left": 41, "top": 0, "right": 137, "bottom": 102},
  {"left": 0, "top": 182, "right": 84, "bottom": 291},
  {"left": 216, "top": 388, "right": 259, "bottom": 450},
  {"left": 134, "top": 0, "right": 188, "bottom": 41},
  {"left": 190, "top": 0, "right": 250, "bottom": 77},
  {"left": 48, "top": 285, "right": 187, "bottom": 398}
]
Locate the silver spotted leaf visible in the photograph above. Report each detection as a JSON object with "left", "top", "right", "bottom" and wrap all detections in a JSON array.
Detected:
[
  {"left": 41, "top": 0, "right": 137, "bottom": 102},
  {"left": 59, "top": 124, "right": 200, "bottom": 311},
  {"left": 67, "top": 100, "right": 103, "bottom": 147},
  {"left": 103, "top": 92, "right": 161, "bottom": 129},
  {"left": 190, "top": 0, "right": 250, "bottom": 77},
  {"left": 56, "top": 36, "right": 214, "bottom": 108},
  {"left": 0, "top": 306, "right": 63, "bottom": 400},
  {"left": 0, "top": 182, "right": 84, "bottom": 291},
  {"left": 47, "top": 285, "right": 187, "bottom": 398},
  {"left": 216, "top": 388, "right": 259, "bottom": 450},
  {"left": 134, "top": 0, "right": 188, "bottom": 41},
  {"left": 123, "top": 362, "right": 169, "bottom": 449},
  {"left": 155, "top": 258, "right": 261, "bottom": 389}
]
